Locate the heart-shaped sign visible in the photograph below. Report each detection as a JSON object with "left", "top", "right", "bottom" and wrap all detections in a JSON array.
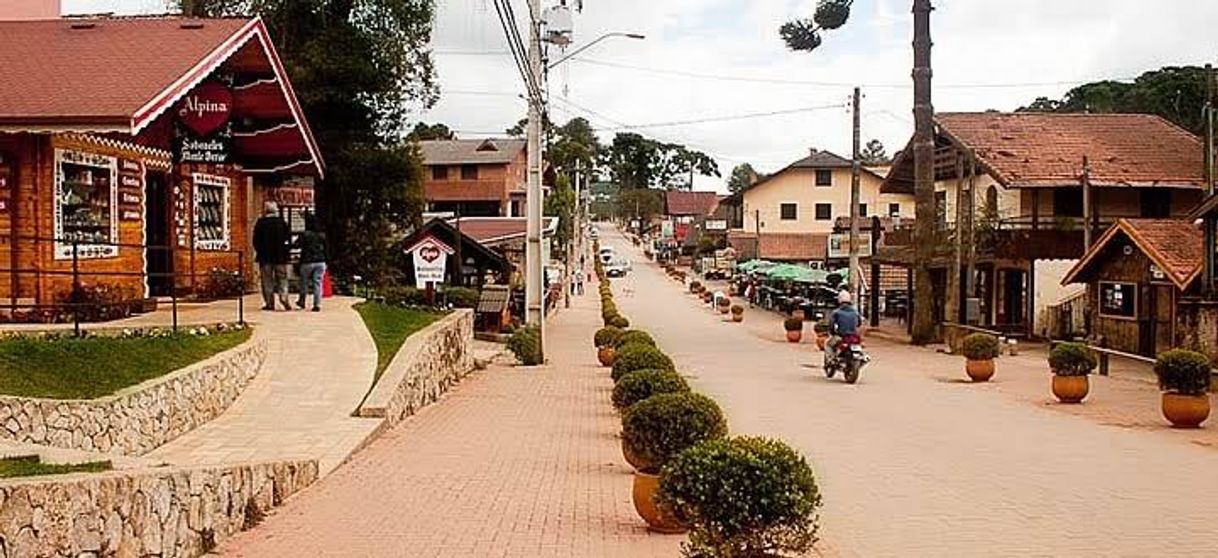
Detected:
[
  {"left": 178, "top": 82, "right": 233, "bottom": 137},
  {"left": 419, "top": 245, "right": 442, "bottom": 263}
]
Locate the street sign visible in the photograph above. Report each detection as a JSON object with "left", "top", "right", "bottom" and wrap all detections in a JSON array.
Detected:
[
  {"left": 405, "top": 234, "right": 454, "bottom": 288},
  {"left": 827, "top": 233, "right": 873, "bottom": 259}
]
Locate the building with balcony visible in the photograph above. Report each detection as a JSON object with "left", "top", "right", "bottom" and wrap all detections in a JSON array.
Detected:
[
  {"left": 878, "top": 112, "right": 1206, "bottom": 338},
  {"left": 722, "top": 148, "right": 913, "bottom": 262},
  {"left": 420, "top": 139, "right": 527, "bottom": 218}
]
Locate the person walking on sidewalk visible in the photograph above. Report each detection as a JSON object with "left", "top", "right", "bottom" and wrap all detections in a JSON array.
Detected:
[
  {"left": 295, "top": 213, "right": 328, "bottom": 312},
  {"left": 253, "top": 202, "right": 291, "bottom": 311}
]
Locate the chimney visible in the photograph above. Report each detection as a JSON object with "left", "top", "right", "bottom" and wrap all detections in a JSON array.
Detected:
[
  {"left": 809, "top": 148, "right": 819, "bottom": 157},
  {"left": 2, "top": 0, "right": 60, "bottom": 20}
]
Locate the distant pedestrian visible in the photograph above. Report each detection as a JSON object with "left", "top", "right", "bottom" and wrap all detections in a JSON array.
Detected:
[
  {"left": 294, "top": 213, "right": 327, "bottom": 312},
  {"left": 253, "top": 202, "right": 291, "bottom": 311}
]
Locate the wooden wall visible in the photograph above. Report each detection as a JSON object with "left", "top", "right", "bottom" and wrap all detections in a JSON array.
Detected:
[{"left": 1085, "top": 235, "right": 1148, "bottom": 354}]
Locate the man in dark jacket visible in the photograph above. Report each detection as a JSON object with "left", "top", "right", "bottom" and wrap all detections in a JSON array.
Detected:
[{"left": 253, "top": 201, "right": 291, "bottom": 311}]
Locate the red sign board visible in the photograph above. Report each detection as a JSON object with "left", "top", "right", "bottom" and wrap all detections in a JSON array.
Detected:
[{"left": 177, "top": 82, "right": 233, "bottom": 137}]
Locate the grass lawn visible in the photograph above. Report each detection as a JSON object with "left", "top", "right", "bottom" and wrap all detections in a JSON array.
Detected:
[
  {"left": 0, "top": 329, "right": 252, "bottom": 400},
  {"left": 354, "top": 302, "right": 440, "bottom": 383},
  {"left": 0, "top": 455, "right": 112, "bottom": 478}
]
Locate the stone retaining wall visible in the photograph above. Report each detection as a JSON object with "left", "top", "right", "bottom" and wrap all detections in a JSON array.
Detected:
[
  {"left": 0, "top": 336, "right": 267, "bottom": 456},
  {"left": 358, "top": 310, "right": 474, "bottom": 426},
  {"left": 0, "top": 459, "right": 318, "bottom": 558}
]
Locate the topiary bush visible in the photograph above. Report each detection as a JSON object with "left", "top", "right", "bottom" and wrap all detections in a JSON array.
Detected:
[
  {"left": 784, "top": 317, "right": 803, "bottom": 332},
  {"left": 1048, "top": 342, "right": 1096, "bottom": 377},
  {"left": 506, "top": 326, "right": 542, "bottom": 366},
  {"left": 689, "top": 281, "right": 702, "bottom": 294},
  {"left": 961, "top": 333, "right": 1000, "bottom": 360},
  {"left": 658, "top": 436, "right": 822, "bottom": 558},
  {"left": 612, "top": 369, "right": 690, "bottom": 410},
  {"left": 621, "top": 392, "right": 727, "bottom": 473},
  {"left": 595, "top": 326, "right": 624, "bottom": 348},
  {"left": 612, "top": 344, "right": 676, "bottom": 382},
  {"left": 444, "top": 286, "right": 480, "bottom": 309},
  {"left": 730, "top": 304, "right": 744, "bottom": 315},
  {"left": 717, "top": 296, "right": 731, "bottom": 308},
  {"left": 615, "top": 330, "right": 656, "bottom": 349},
  {"left": 611, "top": 315, "right": 631, "bottom": 329},
  {"left": 1155, "top": 349, "right": 1212, "bottom": 396}
]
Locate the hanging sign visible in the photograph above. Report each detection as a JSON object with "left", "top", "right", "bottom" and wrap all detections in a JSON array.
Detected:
[
  {"left": 174, "top": 81, "right": 233, "bottom": 164},
  {"left": 406, "top": 235, "right": 455, "bottom": 288},
  {"left": 828, "top": 233, "right": 873, "bottom": 259}
]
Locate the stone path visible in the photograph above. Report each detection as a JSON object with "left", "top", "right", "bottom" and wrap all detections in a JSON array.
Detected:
[
  {"left": 221, "top": 280, "right": 681, "bottom": 557},
  {"left": 605, "top": 227, "right": 1218, "bottom": 557},
  {"left": 147, "top": 297, "right": 382, "bottom": 474}
]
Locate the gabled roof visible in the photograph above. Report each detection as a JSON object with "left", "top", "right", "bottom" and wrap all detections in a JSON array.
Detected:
[
  {"left": 420, "top": 139, "right": 526, "bottom": 165},
  {"left": 665, "top": 190, "right": 720, "bottom": 217},
  {"left": 447, "top": 216, "right": 558, "bottom": 245},
  {"left": 0, "top": 16, "right": 324, "bottom": 176},
  {"left": 741, "top": 149, "right": 882, "bottom": 195},
  {"left": 1062, "top": 218, "right": 1202, "bottom": 290},
  {"left": 884, "top": 112, "right": 1203, "bottom": 194}
]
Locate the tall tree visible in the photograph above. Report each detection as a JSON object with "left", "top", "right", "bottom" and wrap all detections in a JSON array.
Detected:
[
  {"left": 910, "top": 0, "right": 936, "bottom": 344},
  {"left": 549, "top": 117, "right": 601, "bottom": 175},
  {"left": 407, "top": 122, "right": 456, "bottom": 141},
  {"left": 1019, "top": 66, "right": 1210, "bottom": 134},
  {"left": 780, "top": 0, "right": 853, "bottom": 52},
  {"left": 181, "top": 0, "right": 439, "bottom": 287},
  {"left": 727, "top": 163, "right": 759, "bottom": 194},
  {"left": 860, "top": 139, "right": 891, "bottom": 166},
  {"left": 601, "top": 133, "right": 718, "bottom": 190},
  {"left": 544, "top": 174, "right": 577, "bottom": 262}
]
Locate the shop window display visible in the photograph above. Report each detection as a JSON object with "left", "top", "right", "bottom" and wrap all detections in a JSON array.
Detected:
[
  {"left": 54, "top": 149, "right": 118, "bottom": 260},
  {"left": 193, "top": 173, "right": 231, "bottom": 251}
]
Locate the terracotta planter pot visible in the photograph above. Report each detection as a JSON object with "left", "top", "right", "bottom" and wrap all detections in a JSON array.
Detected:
[
  {"left": 965, "top": 359, "right": 995, "bottom": 382},
  {"left": 1052, "top": 375, "right": 1089, "bottom": 404},
  {"left": 1162, "top": 393, "right": 1211, "bottom": 428},
  {"left": 717, "top": 305, "right": 730, "bottom": 315},
  {"left": 815, "top": 334, "right": 828, "bottom": 351},
  {"left": 597, "top": 346, "right": 616, "bottom": 368},
  {"left": 621, "top": 438, "right": 652, "bottom": 471},
  {"left": 632, "top": 471, "right": 687, "bottom": 534},
  {"left": 786, "top": 330, "right": 802, "bottom": 343},
  {"left": 731, "top": 313, "right": 743, "bottom": 323}
]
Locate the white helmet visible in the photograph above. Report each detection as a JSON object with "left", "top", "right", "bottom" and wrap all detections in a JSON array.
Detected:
[{"left": 838, "top": 290, "right": 852, "bottom": 305}]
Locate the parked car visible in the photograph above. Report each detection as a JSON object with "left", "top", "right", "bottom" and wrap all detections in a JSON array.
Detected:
[{"left": 599, "top": 247, "right": 616, "bottom": 264}]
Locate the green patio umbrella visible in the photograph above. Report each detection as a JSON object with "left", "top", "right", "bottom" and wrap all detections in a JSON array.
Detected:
[{"left": 737, "top": 259, "right": 777, "bottom": 272}]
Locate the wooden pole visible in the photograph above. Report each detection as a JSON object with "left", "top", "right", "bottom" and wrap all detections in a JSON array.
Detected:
[
  {"left": 849, "top": 86, "right": 862, "bottom": 303},
  {"left": 910, "top": 0, "right": 937, "bottom": 344},
  {"left": 947, "top": 152, "right": 964, "bottom": 323},
  {"left": 965, "top": 153, "right": 978, "bottom": 322},
  {"left": 1204, "top": 63, "right": 1215, "bottom": 296},
  {"left": 1082, "top": 156, "right": 1093, "bottom": 251}
]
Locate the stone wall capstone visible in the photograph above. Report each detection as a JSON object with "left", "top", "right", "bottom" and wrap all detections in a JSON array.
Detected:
[
  {"left": 358, "top": 310, "right": 474, "bottom": 426},
  {"left": 0, "top": 459, "right": 318, "bottom": 558},
  {"left": 0, "top": 336, "right": 267, "bottom": 456}
]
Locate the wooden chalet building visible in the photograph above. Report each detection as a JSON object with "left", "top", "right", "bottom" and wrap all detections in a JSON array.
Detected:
[
  {"left": 878, "top": 112, "right": 1205, "bottom": 338},
  {"left": 0, "top": 16, "right": 323, "bottom": 314}
]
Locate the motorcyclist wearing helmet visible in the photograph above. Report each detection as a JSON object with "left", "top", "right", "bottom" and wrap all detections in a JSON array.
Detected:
[{"left": 825, "top": 290, "right": 862, "bottom": 361}]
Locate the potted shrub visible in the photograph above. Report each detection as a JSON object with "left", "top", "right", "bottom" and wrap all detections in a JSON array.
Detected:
[
  {"left": 784, "top": 317, "right": 803, "bottom": 343},
  {"left": 1154, "top": 349, "right": 1213, "bottom": 428},
  {"left": 622, "top": 393, "right": 728, "bottom": 533},
  {"left": 612, "top": 369, "right": 690, "bottom": 410},
  {"left": 701, "top": 291, "right": 713, "bottom": 304},
  {"left": 1048, "top": 342, "right": 1096, "bottom": 404},
  {"left": 813, "top": 321, "right": 830, "bottom": 351},
  {"left": 506, "top": 326, "right": 542, "bottom": 366},
  {"left": 730, "top": 304, "right": 744, "bottom": 323},
  {"left": 612, "top": 345, "right": 676, "bottom": 382},
  {"left": 716, "top": 297, "right": 731, "bottom": 315},
  {"left": 615, "top": 330, "right": 656, "bottom": 350},
  {"left": 611, "top": 315, "right": 631, "bottom": 329},
  {"left": 658, "top": 437, "right": 821, "bottom": 558},
  {"left": 961, "top": 333, "right": 1000, "bottom": 382},
  {"left": 594, "top": 326, "right": 624, "bottom": 367},
  {"left": 689, "top": 281, "right": 702, "bottom": 295}
]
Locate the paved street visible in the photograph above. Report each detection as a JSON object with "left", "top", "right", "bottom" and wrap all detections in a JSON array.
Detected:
[
  {"left": 604, "top": 228, "right": 1218, "bottom": 557},
  {"left": 221, "top": 287, "right": 680, "bottom": 557}
]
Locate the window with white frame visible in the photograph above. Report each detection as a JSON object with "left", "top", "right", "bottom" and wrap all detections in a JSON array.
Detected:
[
  {"left": 193, "top": 173, "right": 231, "bottom": 251},
  {"left": 54, "top": 148, "right": 118, "bottom": 260}
]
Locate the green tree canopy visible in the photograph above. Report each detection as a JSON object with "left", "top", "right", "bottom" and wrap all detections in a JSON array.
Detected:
[
  {"left": 601, "top": 133, "right": 719, "bottom": 190},
  {"left": 860, "top": 139, "right": 891, "bottom": 166},
  {"left": 549, "top": 117, "right": 601, "bottom": 175},
  {"left": 181, "top": 0, "right": 439, "bottom": 286},
  {"left": 781, "top": 0, "right": 853, "bottom": 52},
  {"left": 727, "top": 163, "right": 759, "bottom": 194},
  {"left": 616, "top": 188, "right": 664, "bottom": 223},
  {"left": 407, "top": 122, "right": 456, "bottom": 141},
  {"left": 544, "top": 174, "right": 577, "bottom": 261},
  {"left": 1019, "top": 66, "right": 1210, "bottom": 134}
]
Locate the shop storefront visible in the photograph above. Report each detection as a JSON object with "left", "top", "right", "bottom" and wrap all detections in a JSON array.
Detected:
[{"left": 0, "top": 16, "right": 322, "bottom": 316}]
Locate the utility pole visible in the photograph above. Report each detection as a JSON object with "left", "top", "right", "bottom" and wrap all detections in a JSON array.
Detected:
[
  {"left": 1204, "top": 63, "right": 1215, "bottom": 296},
  {"left": 525, "top": 0, "right": 545, "bottom": 358},
  {"left": 755, "top": 208, "right": 762, "bottom": 260},
  {"left": 910, "top": 0, "right": 936, "bottom": 344},
  {"left": 849, "top": 86, "right": 862, "bottom": 306},
  {"left": 1082, "top": 156, "right": 1092, "bottom": 251},
  {"left": 965, "top": 154, "right": 977, "bottom": 304},
  {"left": 948, "top": 153, "right": 963, "bottom": 323}
]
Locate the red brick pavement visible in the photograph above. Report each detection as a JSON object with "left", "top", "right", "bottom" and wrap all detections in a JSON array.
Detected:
[{"left": 221, "top": 289, "right": 681, "bottom": 557}]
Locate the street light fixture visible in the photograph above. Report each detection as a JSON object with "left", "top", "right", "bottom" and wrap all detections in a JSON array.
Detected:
[{"left": 547, "top": 32, "right": 646, "bottom": 70}]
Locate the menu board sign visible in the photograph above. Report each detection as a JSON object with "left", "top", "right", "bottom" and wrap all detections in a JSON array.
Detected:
[{"left": 1099, "top": 282, "right": 1137, "bottom": 319}]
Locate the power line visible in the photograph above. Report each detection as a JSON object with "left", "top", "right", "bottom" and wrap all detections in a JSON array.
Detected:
[
  {"left": 571, "top": 56, "right": 1140, "bottom": 90},
  {"left": 593, "top": 103, "right": 849, "bottom": 132},
  {"left": 491, "top": 0, "right": 543, "bottom": 103}
]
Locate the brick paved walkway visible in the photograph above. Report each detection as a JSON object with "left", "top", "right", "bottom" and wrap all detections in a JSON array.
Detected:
[
  {"left": 148, "top": 297, "right": 383, "bottom": 474},
  {"left": 605, "top": 228, "right": 1218, "bottom": 557},
  {"left": 221, "top": 286, "right": 681, "bottom": 557}
]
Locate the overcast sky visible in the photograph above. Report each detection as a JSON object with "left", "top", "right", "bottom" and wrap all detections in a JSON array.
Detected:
[{"left": 66, "top": 0, "right": 1218, "bottom": 191}]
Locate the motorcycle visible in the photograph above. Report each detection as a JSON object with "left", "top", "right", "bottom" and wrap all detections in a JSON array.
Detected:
[{"left": 823, "top": 333, "right": 869, "bottom": 384}]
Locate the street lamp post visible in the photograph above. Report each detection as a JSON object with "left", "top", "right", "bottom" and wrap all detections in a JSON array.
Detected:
[{"left": 547, "top": 32, "right": 646, "bottom": 70}]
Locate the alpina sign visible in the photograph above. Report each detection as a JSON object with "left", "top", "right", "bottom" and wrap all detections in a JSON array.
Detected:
[{"left": 175, "top": 82, "right": 233, "bottom": 164}]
